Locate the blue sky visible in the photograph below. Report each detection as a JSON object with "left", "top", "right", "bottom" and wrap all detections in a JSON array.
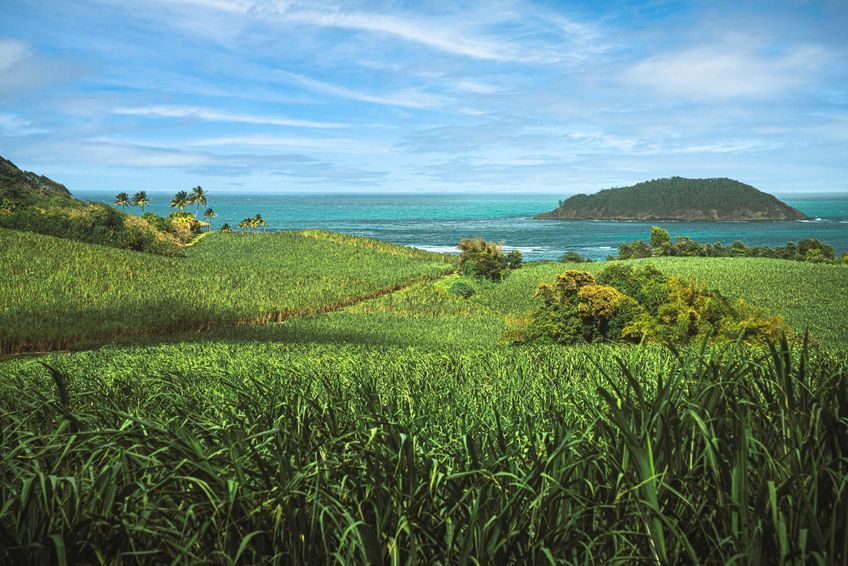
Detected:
[{"left": 1, "top": 0, "right": 846, "bottom": 194}]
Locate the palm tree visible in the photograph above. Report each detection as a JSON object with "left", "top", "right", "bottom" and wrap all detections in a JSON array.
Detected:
[
  {"left": 132, "top": 191, "right": 150, "bottom": 214},
  {"left": 203, "top": 208, "right": 216, "bottom": 231},
  {"left": 254, "top": 213, "right": 267, "bottom": 233},
  {"left": 188, "top": 186, "right": 207, "bottom": 219},
  {"left": 169, "top": 190, "right": 189, "bottom": 212},
  {"left": 238, "top": 217, "right": 252, "bottom": 232},
  {"left": 113, "top": 192, "right": 130, "bottom": 211}
]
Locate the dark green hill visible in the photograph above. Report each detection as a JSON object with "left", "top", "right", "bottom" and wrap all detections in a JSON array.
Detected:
[
  {"left": 0, "top": 155, "right": 73, "bottom": 204},
  {"left": 537, "top": 177, "right": 808, "bottom": 221},
  {"left": 0, "top": 155, "right": 186, "bottom": 255}
]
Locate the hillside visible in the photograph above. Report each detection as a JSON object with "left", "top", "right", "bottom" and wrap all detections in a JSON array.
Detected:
[
  {"left": 0, "top": 154, "right": 186, "bottom": 255},
  {"left": 0, "top": 228, "right": 454, "bottom": 354},
  {"left": 537, "top": 177, "right": 808, "bottom": 221},
  {"left": 0, "top": 156, "right": 73, "bottom": 204}
]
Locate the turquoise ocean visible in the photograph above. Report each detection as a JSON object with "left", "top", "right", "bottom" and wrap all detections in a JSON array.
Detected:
[{"left": 77, "top": 191, "right": 848, "bottom": 261}]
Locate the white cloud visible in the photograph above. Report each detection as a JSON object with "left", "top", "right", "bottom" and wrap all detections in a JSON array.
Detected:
[
  {"left": 0, "top": 40, "right": 30, "bottom": 72},
  {"left": 277, "top": 72, "right": 445, "bottom": 109},
  {"left": 455, "top": 80, "right": 498, "bottom": 94},
  {"left": 136, "top": 0, "right": 553, "bottom": 62},
  {"left": 281, "top": 7, "right": 522, "bottom": 62},
  {"left": 189, "top": 134, "right": 388, "bottom": 153},
  {"left": 0, "top": 113, "right": 47, "bottom": 135},
  {"left": 112, "top": 105, "right": 345, "bottom": 128},
  {"left": 625, "top": 43, "right": 829, "bottom": 99}
]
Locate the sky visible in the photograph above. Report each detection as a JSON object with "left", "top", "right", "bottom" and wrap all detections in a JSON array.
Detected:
[{"left": 1, "top": 0, "right": 847, "bottom": 194}]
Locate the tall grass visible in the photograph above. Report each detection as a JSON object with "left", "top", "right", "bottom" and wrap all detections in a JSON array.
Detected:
[
  {"left": 1, "top": 340, "right": 845, "bottom": 563},
  {"left": 0, "top": 228, "right": 453, "bottom": 354}
]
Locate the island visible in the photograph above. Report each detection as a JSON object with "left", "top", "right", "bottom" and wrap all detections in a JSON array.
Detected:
[{"left": 536, "top": 177, "right": 809, "bottom": 221}]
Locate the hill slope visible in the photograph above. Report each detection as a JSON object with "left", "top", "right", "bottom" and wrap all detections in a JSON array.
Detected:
[
  {"left": 0, "top": 156, "right": 73, "bottom": 203},
  {"left": 0, "top": 228, "right": 454, "bottom": 354},
  {"left": 0, "top": 154, "right": 186, "bottom": 255},
  {"left": 537, "top": 177, "right": 808, "bottom": 221}
]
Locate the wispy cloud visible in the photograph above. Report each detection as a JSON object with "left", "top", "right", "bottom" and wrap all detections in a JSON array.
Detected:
[
  {"left": 0, "top": 39, "right": 29, "bottom": 72},
  {"left": 279, "top": 6, "right": 523, "bottom": 62},
  {"left": 0, "top": 112, "right": 47, "bottom": 135},
  {"left": 276, "top": 72, "right": 445, "bottom": 109},
  {"left": 112, "top": 105, "right": 346, "bottom": 128},
  {"left": 189, "top": 134, "right": 388, "bottom": 153},
  {"left": 624, "top": 42, "right": 830, "bottom": 99}
]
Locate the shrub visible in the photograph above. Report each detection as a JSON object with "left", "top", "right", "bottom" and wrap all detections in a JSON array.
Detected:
[
  {"left": 446, "top": 279, "right": 475, "bottom": 298},
  {"left": 457, "top": 238, "right": 518, "bottom": 281},
  {"left": 505, "top": 249, "right": 523, "bottom": 269},
  {"left": 559, "top": 251, "right": 592, "bottom": 263},
  {"left": 615, "top": 227, "right": 839, "bottom": 263},
  {"left": 516, "top": 265, "right": 789, "bottom": 346}
]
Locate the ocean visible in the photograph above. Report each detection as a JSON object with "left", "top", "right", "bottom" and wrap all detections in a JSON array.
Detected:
[{"left": 76, "top": 191, "right": 848, "bottom": 261}]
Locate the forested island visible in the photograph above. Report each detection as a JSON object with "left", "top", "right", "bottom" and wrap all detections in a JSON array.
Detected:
[{"left": 537, "top": 177, "right": 808, "bottom": 221}]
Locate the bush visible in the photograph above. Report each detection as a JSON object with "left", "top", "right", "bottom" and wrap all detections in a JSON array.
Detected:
[
  {"left": 616, "top": 227, "right": 840, "bottom": 263},
  {"left": 446, "top": 279, "right": 475, "bottom": 298},
  {"left": 559, "top": 251, "right": 592, "bottom": 263},
  {"left": 515, "top": 264, "right": 788, "bottom": 346},
  {"left": 457, "top": 238, "right": 520, "bottom": 281},
  {"left": 505, "top": 249, "right": 523, "bottom": 269}
]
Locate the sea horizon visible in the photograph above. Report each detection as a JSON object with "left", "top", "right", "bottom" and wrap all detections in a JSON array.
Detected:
[{"left": 77, "top": 190, "right": 848, "bottom": 260}]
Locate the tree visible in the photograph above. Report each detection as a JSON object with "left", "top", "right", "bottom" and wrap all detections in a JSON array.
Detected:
[
  {"left": 169, "top": 191, "right": 189, "bottom": 212},
  {"left": 113, "top": 192, "right": 130, "bottom": 211},
  {"left": 457, "top": 238, "right": 513, "bottom": 281},
  {"left": 254, "top": 213, "right": 267, "bottom": 233},
  {"left": 188, "top": 186, "right": 207, "bottom": 219},
  {"left": 238, "top": 217, "right": 254, "bottom": 233},
  {"left": 132, "top": 191, "right": 150, "bottom": 214},
  {"left": 560, "top": 251, "right": 592, "bottom": 263},
  {"left": 648, "top": 226, "right": 671, "bottom": 250},
  {"left": 203, "top": 208, "right": 216, "bottom": 231},
  {"left": 220, "top": 223, "right": 232, "bottom": 233}
]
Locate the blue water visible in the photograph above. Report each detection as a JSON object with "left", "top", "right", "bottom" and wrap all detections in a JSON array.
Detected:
[{"left": 77, "top": 191, "right": 848, "bottom": 261}]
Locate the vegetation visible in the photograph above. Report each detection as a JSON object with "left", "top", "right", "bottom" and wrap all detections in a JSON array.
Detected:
[
  {"left": 0, "top": 338, "right": 845, "bottom": 563},
  {"left": 0, "top": 155, "right": 72, "bottom": 203},
  {"left": 188, "top": 185, "right": 207, "bottom": 218},
  {"left": 473, "top": 257, "right": 848, "bottom": 346},
  {"left": 0, "top": 156, "right": 186, "bottom": 255},
  {"left": 618, "top": 226, "right": 839, "bottom": 263},
  {"left": 203, "top": 207, "right": 216, "bottom": 230},
  {"left": 457, "top": 238, "right": 522, "bottom": 281},
  {"left": 559, "top": 250, "right": 593, "bottom": 263},
  {"left": 131, "top": 190, "right": 150, "bottom": 212},
  {"left": 1, "top": 195, "right": 846, "bottom": 562},
  {"left": 512, "top": 264, "right": 786, "bottom": 345},
  {"left": 0, "top": 229, "right": 454, "bottom": 354},
  {"left": 537, "top": 177, "right": 808, "bottom": 221}
]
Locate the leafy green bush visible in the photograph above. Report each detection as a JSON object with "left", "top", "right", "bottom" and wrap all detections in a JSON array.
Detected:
[
  {"left": 458, "top": 238, "right": 520, "bottom": 281},
  {"left": 513, "top": 264, "right": 787, "bottom": 345},
  {"left": 559, "top": 250, "right": 593, "bottom": 263},
  {"left": 618, "top": 227, "right": 839, "bottom": 263},
  {"left": 505, "top": 249, "right": 523, "bottom": 269},
  {"left": 446, "top": 279, "right": 476, "bottom": 298}
]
